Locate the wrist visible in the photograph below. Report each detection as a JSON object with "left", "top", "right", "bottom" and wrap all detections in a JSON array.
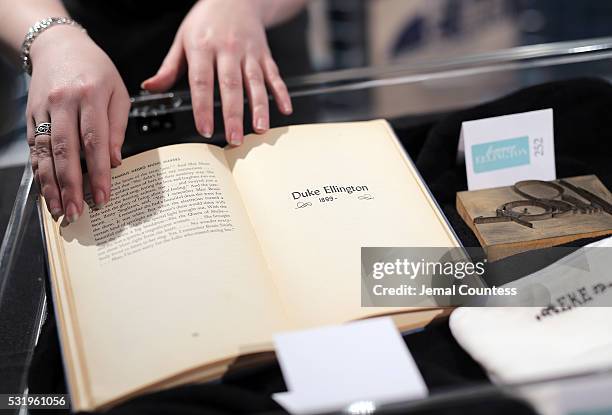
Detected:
[
  {"left": 202, "top": 0, "right": 270, "bottom": 25},
  {"left": 250, "top": 0, "right": 270, "bottom": 25},
  {"left": 249, "top": 0, "right": 304, "bottom": 27},
  {"left": 23, "top": 18, "right": 88, "bottom": 74}
]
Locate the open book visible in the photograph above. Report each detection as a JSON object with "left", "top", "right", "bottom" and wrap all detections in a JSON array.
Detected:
[{"left": 40, "top": 120, "right": 459, "bottom": 411}]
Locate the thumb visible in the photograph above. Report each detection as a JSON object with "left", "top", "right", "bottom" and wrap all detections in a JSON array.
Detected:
[{"left": 141, "top": 39, "right": 186, "bottom": 92}]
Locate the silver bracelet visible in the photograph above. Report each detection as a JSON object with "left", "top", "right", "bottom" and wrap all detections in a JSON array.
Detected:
[{"left": 21, "top": 17, "right": 86, "bottom": 75}]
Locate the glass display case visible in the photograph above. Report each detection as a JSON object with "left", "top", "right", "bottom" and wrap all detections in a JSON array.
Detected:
[{"left": 1, "top": 35, "right": 612, "bottom": 414}]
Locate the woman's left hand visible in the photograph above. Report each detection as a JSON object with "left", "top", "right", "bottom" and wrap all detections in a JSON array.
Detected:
[{"left": 141, "top": 0, "right": 293, "bottom": 146}]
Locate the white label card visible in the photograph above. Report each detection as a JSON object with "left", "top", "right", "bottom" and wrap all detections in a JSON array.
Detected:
[
  {"left": 462, "top": 109, "right": 556, "bottom": 190},
  {"left": 272, "top": 318, "right": 428, "bottom": 414}
]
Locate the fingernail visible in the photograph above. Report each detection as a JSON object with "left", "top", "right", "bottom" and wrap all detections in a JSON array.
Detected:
[
  {"left": 200, "top": 126, "right": 212, "bottom": 139},
  {"left": 94, "top": 190, "right": 106, "bottom": 209},
  {"left": 49, "top": 199, "right": 63, "bottom": 220},
  {"left": 198, "top": 122, "right": 213, "bottom": 139},
  {"left": 65, "top": 202, "right": 80, "bottom": 224},
  {"left": 255, "top": 117, "right": 268, "bottom": 132},
  {"left": 229, "top": 131, "right": 242, "bottom": 146},
  {"left": 284, "top": 101, "right": 293, "bottom": 114},
  {"left": 115, "top": 148, "right": 122, "bottom": 164}
]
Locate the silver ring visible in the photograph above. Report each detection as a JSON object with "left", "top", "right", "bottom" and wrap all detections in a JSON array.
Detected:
[{"left": 34, "top": 122, "right": 52, "bottom": 137}]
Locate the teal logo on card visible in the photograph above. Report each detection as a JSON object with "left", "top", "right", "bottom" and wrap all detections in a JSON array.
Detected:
[{"left": 472, "top": 136, "right": 530, "bottom": 173}]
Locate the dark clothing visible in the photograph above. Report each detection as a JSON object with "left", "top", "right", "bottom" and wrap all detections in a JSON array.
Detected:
[{"left": 61, "top": 0, "right": 311, "bottom": 93}]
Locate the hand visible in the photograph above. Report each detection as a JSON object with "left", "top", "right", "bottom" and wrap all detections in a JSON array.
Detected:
[
  {"left": 27, "top": 26, "right": 130, "bottom": 222},
  {"left": 142, "top": 0, "right": 293, "bottom": 146}
]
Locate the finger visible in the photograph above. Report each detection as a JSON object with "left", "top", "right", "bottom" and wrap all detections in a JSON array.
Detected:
[
  {"left": 186, "top": 45, "right": 215, "bottom": 138},
  {"left": 262, "top": 57, "right": 292, "bottom": 115},
  {"left": 33, "top": 112, "right": 63, "bottom": 220},
  {"left": 217, "top": 53, "right": 244, "bottom": 145},
  {"left": 80, "top": 97, "right": 111, "bottom": 209},
  {"left": 243, "top": 57, "right": 269, "bottom": 134},
  {"left": 141, "top": 37, "right": 186, "bottom": 92},
  {"left": 50, "top": 107, "right": 84, "bottom": 223},
  {"left": 108, "top": 87, "right": 130, "bottom": 167},
  {"left": 26, "top": 111, "right": 39, "bottom": 183}
]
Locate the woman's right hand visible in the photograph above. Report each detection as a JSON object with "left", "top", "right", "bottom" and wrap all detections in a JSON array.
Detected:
[{"left": 27, "top": 26, "right": 130, "bottom": 222}]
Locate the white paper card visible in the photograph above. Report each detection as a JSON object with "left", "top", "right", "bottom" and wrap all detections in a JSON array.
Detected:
[
  {"left": 272, "top": 318, "right": 428, "bottom": 415},
  {"left": 462, "top": 109, "right": 556, "bottom": 190}
]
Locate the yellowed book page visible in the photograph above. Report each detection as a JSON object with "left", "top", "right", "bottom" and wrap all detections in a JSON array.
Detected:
[
  {"left": 40, "top": 198, "right": 90, "bottom": 410},
  {"left": 48, "top": 143, "right": 288, "bottom": 410},
  {"left": 225, "top": 120, "right": 458, "bottom": 328}
]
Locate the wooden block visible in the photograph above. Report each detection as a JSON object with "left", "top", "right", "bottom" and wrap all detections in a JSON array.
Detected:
[{"left": 456, "top": 175, "right": 612, "bottom": 261}]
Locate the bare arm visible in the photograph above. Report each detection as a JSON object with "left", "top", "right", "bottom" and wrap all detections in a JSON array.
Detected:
[
  {"left": 0, "top": 0, "right": 71, "bottom": 61},
  {"left": 0, "top": 0, "right": 130, "bottom": 223},
  {"left": 0, "top": 0, "right": 308, "bottom": 223}
]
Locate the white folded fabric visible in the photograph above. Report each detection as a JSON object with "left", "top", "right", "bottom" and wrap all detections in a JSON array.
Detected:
[{"left": 449, "top": 237, "right": 612, "bottom": 384}]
